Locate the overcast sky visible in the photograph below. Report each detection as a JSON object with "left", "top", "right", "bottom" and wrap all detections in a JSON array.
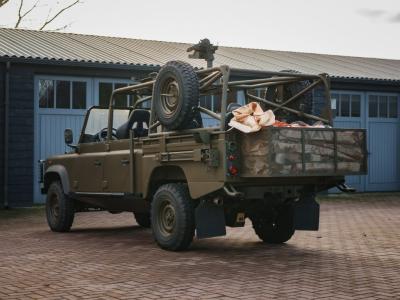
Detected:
[{"left": 1, "top": 0, "right": 399, "bottom": 59}]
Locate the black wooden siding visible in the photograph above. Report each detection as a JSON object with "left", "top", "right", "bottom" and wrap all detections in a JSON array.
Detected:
[
  {"left": 7, "top": 65, "right": 34, "bottom": 207},
  {"left": 0, "top": 63, "right": 4, "bottom": 207}
]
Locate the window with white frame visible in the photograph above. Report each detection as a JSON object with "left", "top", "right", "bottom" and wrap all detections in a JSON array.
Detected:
[
  {"left": 368, "top": 95, "right": 398, "bottom": 118},
  {"left": 39, "top": 79, "right": 87, "bottom": 109},
  {"left": 331, "top": 93, "right": 361, "bottom": 118}
]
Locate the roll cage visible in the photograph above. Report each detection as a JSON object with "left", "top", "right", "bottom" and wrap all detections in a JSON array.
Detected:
[{"left": 105, "top": 65, "right": 332, "bottom": 140}]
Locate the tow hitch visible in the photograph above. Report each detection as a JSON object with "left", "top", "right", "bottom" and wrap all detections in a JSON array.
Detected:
[{"left": 336, "top": 183, "right": 356, "bottom": 193}]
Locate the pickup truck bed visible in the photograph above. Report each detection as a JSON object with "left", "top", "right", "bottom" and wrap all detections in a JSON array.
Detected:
[{"left": 240, "top": 127, "right": 367, "bottom": 177}]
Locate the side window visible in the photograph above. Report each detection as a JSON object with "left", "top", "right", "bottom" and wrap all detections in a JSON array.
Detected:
[
  {"left": 39, "top": 79, "right": 87, "bottom": 109},
  {"left": 368, "top": 95, "right": 378, "bottom": 117},
  {"left": 388, "top": 96, "right": 398, "bottom": 118},
  {"left": 98, "top": 81, "right": 131, "bottom": 108},
  {"left": 39, "top": 79, "right": 54, "bottom": 108},
  {"left": 331, "top": 93, "right": 361, "bottom": 118},
  {"left": 369, "top": 94, "right": 398, "bottom": 118}
]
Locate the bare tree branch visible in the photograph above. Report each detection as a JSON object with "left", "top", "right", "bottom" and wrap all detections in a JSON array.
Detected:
[
  {"left": 0, "top": 0, "right": 10, "bottom": 8},
  {"left": 15, "top": 0, "right": 40, "bottom": 28},
  {"left": 14, "top": 0, "right": 24, "bottom": 28},
  {"left": 52, "top": 22, "right": 73, "bottom": 32},
  {"left": 2, "top": 0, "right": 81, "bottom": 30},
  {"left": 39, "top": 0, "right": 80, "bottom": 30}
]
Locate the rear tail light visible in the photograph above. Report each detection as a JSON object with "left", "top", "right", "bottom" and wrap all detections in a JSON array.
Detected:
[
  {"left": 227, "top": 141, "right": 239, "bottom": 176},
  {"left": 228, "top": 165, "right": 238, "bottom": 176}
]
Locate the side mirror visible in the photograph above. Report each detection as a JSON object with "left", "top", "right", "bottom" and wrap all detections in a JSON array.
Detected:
[{"left": 64, "top": 128, "right": 73, "bottom": 145}]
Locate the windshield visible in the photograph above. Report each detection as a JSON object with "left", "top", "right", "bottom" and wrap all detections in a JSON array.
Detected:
[{"left": 83, "top": 108, "right": 129, "bottom": 135}]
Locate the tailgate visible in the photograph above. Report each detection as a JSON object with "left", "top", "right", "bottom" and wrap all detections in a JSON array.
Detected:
[{"left": 239, "top": 127, "right": 367, "bottom": 177}]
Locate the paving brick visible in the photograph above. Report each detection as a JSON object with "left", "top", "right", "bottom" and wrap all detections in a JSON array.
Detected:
[{"left": 0, "top": 196, "right": 399, "bottom": 299}]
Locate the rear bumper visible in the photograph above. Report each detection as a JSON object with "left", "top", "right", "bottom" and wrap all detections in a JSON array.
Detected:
[{"left": 224, "top": 175, "right": 346, "bottom": 198}]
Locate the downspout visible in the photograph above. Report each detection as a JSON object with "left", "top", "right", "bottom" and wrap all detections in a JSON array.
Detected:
[{"left": 3, "top": 61, "right": 10, "bottom": 209}]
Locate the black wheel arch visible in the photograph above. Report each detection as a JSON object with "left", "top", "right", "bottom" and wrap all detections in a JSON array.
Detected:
[
  {"left": 43, "top": 165, "right": 70, "bottom": 195},
  {"left": 146, "top": 165, "right": 187, "bottom": 199}
]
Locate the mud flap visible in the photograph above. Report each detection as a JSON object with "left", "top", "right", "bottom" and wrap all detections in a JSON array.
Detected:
[
  {"left": 294, "top": 195, "right": 319, "bottom": 231},
  {"left": 195, "top": 201, "right": 226, "bottom": 239}
]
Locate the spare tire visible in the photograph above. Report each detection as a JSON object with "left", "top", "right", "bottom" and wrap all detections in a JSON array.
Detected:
[{"left": 153, "top": 61, "right": 200, "bottom": 130}]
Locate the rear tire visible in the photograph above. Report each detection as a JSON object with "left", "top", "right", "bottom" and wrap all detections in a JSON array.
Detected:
[
  {"left": 134, "top": 212, "right": 151, "bottom": 228},
  {"left": 151, "top": 183, "right": 195, "bottom": 251},
  {"left": 251, "top": 204, "right": 295, "bottom": 244},
  {"left": 46, "top": 181, "right": 74, "bottom": 232}
]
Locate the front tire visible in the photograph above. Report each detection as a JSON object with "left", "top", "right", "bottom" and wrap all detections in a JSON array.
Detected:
[
  {"left": 151, "top": 183, "right": 195, "bottom": 251},
  {"left": 46, "top": 181, "right": 75, "bottom": 232},
  {"left": 251, "top": 204, "right": 295, "bottom": 244}
]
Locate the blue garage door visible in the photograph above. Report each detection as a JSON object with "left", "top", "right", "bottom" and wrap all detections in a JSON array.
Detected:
[
  {"left": 366, "top": 93, "right": 400, "bottom": 191},
  {"left": 331, "top": 92, "right": 366, "bottom": 191},
  {"left": 332, "top": 91, "right": 400, "bottom": 192}
]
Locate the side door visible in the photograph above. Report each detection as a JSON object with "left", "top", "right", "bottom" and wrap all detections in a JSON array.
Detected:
[
  {"left": 102, "top": 109, "right": 132, "bottom": 193},
  {"left": 103, "top": 140, "right": 131, "bottom": 193},
  {"left": 94, "top": 80, "right": 135, "bottom": 193},
  {"left": 69, "top": 107, "right": 110, "bottom": 193},
  {"left": 72, "top": 142, "right": 107, "bottom": 192}
]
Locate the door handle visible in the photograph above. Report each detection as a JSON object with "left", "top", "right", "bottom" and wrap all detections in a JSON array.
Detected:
[
  {"left": 120, "top": 159, "right": 130, "bottom": 166},
  {"left": 94, "top": 160, "right": 102, "bottom": 166}
]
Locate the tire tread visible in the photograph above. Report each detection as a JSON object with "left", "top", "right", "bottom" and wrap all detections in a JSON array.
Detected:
[
  {"left": 151, "top": 183, "right": 195, "bottom": 251},
  {"left": 46, "top": 181, "right": 74, "bottom": 232}
]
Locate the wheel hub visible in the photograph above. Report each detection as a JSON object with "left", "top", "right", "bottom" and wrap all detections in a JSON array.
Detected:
[
  {"left": 159, "top": 201, "right": 176, "bottom": 235},
  {"left": 160, "top": 79, "right": 180, "bottom": 117},
  {"left": 49, "top": 194, "right": 60, "bottom": 220}
]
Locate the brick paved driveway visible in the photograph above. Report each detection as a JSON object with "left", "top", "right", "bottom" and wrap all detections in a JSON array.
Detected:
[{"left": 0, "top": 194, "right": 399, "bottom": 299}]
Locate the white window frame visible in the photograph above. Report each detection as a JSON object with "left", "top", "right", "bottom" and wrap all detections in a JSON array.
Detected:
[
  {"left": 330, "top": 91, "right": 363, "bottom": 119},
  {"left": 36, "top": 75, "right": 93, "bottom": 115},
  {"left": 367, "top": 93, "right": 399, "bottom": 120},
  {"left": 94, "top": 78, "right": 134, "bottom": 107}
]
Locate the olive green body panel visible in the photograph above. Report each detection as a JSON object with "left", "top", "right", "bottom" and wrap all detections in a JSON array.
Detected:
[
  {"left": 71, "top": 143, "right": 108, "bottom": 192},
  {"left": 45, "top": 131, "right": 228, "bottom": 199},
  {"left": 135, "top": 132, "right": 227, "bottom": 199}
]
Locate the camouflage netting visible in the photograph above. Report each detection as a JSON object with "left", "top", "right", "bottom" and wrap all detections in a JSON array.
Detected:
[{"left": 239, "top": 128, "right": 366, "bottom": 177}]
